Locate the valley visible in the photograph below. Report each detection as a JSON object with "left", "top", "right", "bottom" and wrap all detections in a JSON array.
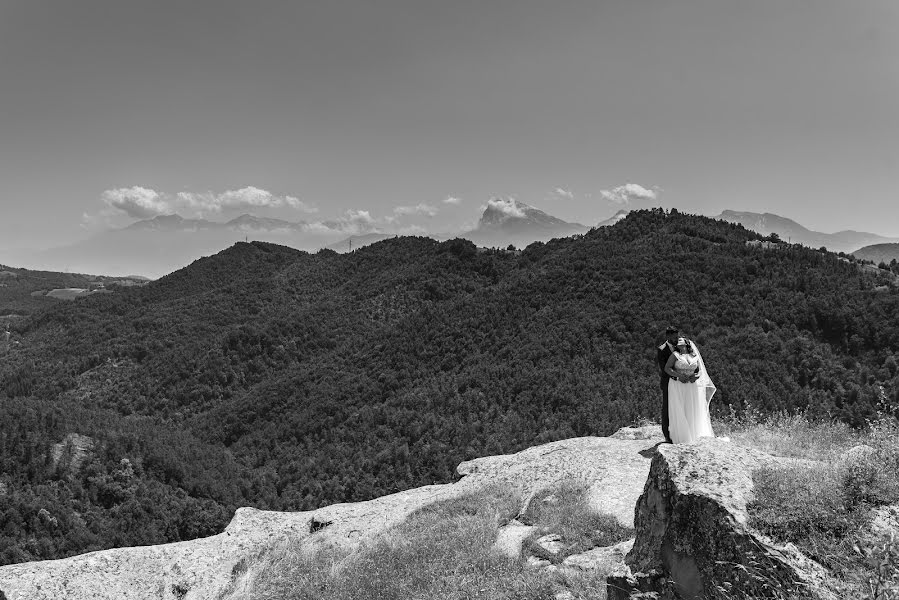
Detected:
[{"left": 0, "top": 210, "right": 897, "bottom": 566}]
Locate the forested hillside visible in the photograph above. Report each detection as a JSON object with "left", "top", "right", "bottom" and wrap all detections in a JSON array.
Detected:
[{"left": 1, "top": 209, "right": 897, "bottom": 565}]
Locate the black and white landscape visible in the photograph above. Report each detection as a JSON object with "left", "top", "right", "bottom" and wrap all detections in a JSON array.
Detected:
[{"left": 1, "top": 2, "right": 898, "bottom": 598}]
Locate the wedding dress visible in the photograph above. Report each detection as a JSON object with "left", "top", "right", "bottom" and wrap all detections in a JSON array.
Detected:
[{"left": 667, "top": 343, "right": 716, "bottom": 444}]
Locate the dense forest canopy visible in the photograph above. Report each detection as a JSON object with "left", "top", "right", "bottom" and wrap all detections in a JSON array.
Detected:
[{"left": 1, "top": 209, "right": 897, "bottom": 565}]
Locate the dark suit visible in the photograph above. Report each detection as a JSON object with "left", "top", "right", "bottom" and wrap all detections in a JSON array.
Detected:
[{"left": 656, "top": 341, "right": 675, "bottom": 441}]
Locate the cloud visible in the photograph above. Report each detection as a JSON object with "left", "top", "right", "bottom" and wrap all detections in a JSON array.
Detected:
[
  {"left": 101, "top": 187, "right": 171, "bottom": 219},
  {"left": 84, "top": 185, "right": 319, "bottom": 231},
  {"left": 554, "top": 187, "right": 575, "bottom": 199},
  {"left": 599, "top": 183, "right": 658, "bottom": 205},
  {"left": 398, "top": 224, "right": 428, "bottom": 235},
  {"left": 443, "top": 196, "right": 462, "bottom": 205},
  {"left": 177, "top": 187, "right": 317, "bottom": 214},
  {"left": 486, "top": 197, "right": 526, "bottom": 218},
  {"left": 393, "top": 203, "right": 438, "bottom": 217},
  {"left": 345, "top": 209, "right": 374, "bottom": 224},
  {"left": 284, "top": 195, "right": 318, "bottom": 213}
]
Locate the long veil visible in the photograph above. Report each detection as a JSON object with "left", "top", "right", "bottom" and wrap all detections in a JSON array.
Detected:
[{"left": 690, "top": 341, "right": 717, "bottom": 404}]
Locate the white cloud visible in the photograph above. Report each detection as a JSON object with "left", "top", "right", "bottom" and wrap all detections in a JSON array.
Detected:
[
  {"left": 177, "top": 187, "right": 317, "bottom": 214},
  {"left": 102, "top": 186, "right": 171, "bottom": 219},
  {"left": 486, "top": 197, "right": 526, "bottom": 218},
  {"left": 443, "top": 196, "right": 462, "bottom": 205},
  {"left": 284, "top": 195, "right": 318, "bottom": 213},
  {"left": 599, "top": 183, "right": 658, "bottom": 205},
  {"left": 393, "top": 203, "right": 438, "bottom": 217},
  {"left": 398, "top": 224, "right": 428, "bottom": 235},
  {"left": 345, "top": 209, "right": 374, "bottom": 225},
  {"left": 554, "top": 187, "right": 574, "bottom": 199},
  {"left": 85, "top": 185, "right": 319, "bottom": 230}
]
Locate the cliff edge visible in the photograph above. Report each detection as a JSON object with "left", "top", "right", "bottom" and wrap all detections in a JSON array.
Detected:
[{"left": 0, "top": 429, "right": 659, "bottom": 600}]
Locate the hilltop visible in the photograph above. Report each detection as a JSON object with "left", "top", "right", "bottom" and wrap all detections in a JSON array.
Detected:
[
  {"left": 0, "top": 209, "right": 897, "bottom": 565},
  {"left": 0, "top": 265, "right": 147, "bottom": 318},
  {"left": 854, "top": 243, "right": 899, "bottom": 267}
]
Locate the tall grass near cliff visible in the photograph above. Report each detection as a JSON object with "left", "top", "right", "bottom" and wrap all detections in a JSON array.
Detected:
[
  {"left": 715, "top": 411, "right": 899, "bottom": 599},
  {"left": 248, "top": 487, "right": 556, "bottom": 600},
  {"left": 247, "top": 482, "right": 625, "bottom": 600}
]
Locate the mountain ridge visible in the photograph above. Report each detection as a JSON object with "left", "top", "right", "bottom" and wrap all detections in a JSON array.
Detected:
[
  {"left": 1, "top": 210, "right": 897, "bottom": 566},
  {"left": 461, "top": 198, "right": 589, "bottom": 248},
  {"left": 853, "top": 243, "right": 899, "bottom": 266},
  {"left": 715, "top": 210, "right": 899, "bottom": 253}
]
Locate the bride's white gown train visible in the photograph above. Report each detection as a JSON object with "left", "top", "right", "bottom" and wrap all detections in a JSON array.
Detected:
[{"left": 667, "top": 348, "right": 716, "bottom": 444}]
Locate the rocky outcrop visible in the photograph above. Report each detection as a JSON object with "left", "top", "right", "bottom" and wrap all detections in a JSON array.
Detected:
[
  {"left": 607, "top": 439, "right": 840, "bottom": 600},
  {"left": 50, "top": 433, "right": 95, "bottom": 473},
  {"left": 0, "top": 434, "right": 659, "bottom": 600}
]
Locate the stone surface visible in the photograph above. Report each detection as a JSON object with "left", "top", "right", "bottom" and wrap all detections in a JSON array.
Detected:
[
  {"left": 526, "top": 555, "right": 551, "bottom": 569},
  {"left": 870, "top": 505, "right": 899, "bottom": 539},
  {"left": 563, "top": 539, "right": 634, "bottom": 571},
  {"left": 492, "top": 519, "right": 535, "bottom": 559},
  {"left": 0, "top": 432, "right": 658, "bottom": 600},
  {"left": 457, "top": 434, "right": 662, "bottom": 527},
  {"left": 607, "top": 439, "right": 841, "bottom": 600},
  {"left": 535, "top": 533, "right": 565, "bottom": 555},
  {"left": 610, "top": 425, "right": 663, "bottom": 441}
]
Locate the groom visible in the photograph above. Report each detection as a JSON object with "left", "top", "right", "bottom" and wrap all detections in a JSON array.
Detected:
[{"left": 656, "top": 325, "right": 680, "bottom": 444}]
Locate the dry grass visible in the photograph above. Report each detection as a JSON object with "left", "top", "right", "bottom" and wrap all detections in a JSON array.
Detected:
[
  {"left": 713, "top": 407, "right": 862, "bottom": 461},
  {"left": 246, "top": 482, "right": 629, "bottom": 600},
  {"left": 520, "top": 482, "right": 633, "bottom": 565},
  {"left": 247, "top": 486, "right": 558, "bottom": 600},
  {"left": 713, "top": 410, "right": 899, "bottom": 599}
]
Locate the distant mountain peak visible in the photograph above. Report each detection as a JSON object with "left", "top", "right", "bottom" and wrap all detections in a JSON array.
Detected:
[
  {"left": 715, "top": 210, "right": 899, "bottom": 253},
  {"left": 225, "top": 214, "right": 302, "bottom": 230},
  {"left": 478, "top": 198, "right": 583, "bottom": 230},
  {"left": 124, "top": 214, "right": 218, "bottom": 231},
  {"left": 461, "top": 198, "right": 587, "bottom": 248}
]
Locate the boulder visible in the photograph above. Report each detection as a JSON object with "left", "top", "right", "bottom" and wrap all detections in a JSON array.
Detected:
[
  {"left": 534, "top": 533, "right": 565, "bottom": 555},
  {"left": 607, "top": 439, "right": 840, "bottom": 600},
  {"left": 492, "top": 519, "right": 535, "bottom": 559},
  {"left": 563, "top": 539, "right": 634, "bottom": 571}
]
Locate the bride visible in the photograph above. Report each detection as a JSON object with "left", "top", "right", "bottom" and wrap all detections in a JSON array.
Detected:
[{"left": 663, "top": 337, "right": 717, "bottom": 443}]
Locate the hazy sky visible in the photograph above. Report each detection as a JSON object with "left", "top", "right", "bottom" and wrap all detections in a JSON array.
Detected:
[{"left": 1, "top": 0, "right": 898, "bottom": 251}]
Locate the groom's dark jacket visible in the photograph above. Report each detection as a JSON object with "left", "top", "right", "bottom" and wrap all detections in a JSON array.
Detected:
[{"left": 657, "top": 341, "right": 675, "bottom": 387}]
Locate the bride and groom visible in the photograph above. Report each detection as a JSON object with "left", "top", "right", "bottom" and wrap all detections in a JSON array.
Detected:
[{"left": 656, "top": 326, "right": 717, "bottom": 444}]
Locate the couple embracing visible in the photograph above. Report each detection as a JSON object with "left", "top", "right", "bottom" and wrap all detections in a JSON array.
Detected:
[{"left": 656, "top": 326, "right": 717, "bottom": 444}]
